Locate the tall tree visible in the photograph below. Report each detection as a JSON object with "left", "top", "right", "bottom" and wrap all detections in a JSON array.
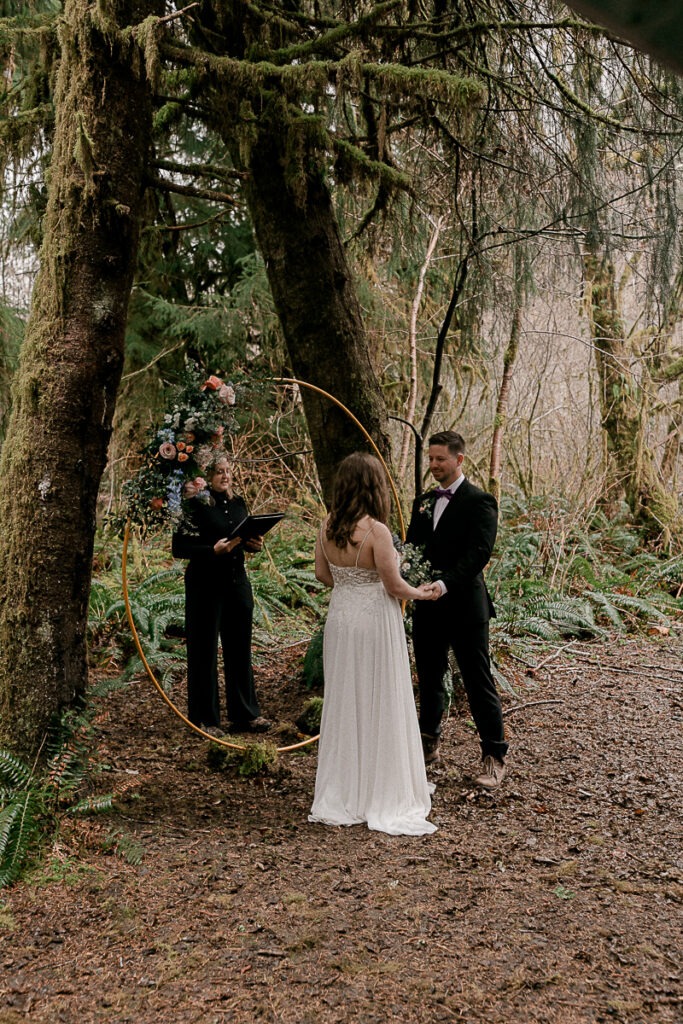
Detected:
[{"left": 0, "top": 0, "right": 158, "bottom": 757}]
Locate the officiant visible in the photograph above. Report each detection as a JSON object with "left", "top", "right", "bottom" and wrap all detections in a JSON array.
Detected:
[{"left": 172, "top": 453, "right": 272, "bottom": 737}]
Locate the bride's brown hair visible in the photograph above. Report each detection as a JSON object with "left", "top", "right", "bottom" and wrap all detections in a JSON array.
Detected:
[{"left": 326, "top": 452, "right": 391, "bottom": 548}]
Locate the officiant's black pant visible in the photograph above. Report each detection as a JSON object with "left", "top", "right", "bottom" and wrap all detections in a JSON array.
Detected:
[
  {"left": 184, "top": 566, "right": 261, "bottom": 728},
  {"left": 412, "top": 606, "right": 508, "bottom": 761}
]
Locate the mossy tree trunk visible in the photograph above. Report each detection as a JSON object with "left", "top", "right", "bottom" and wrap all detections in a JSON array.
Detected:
[
  {"left": 0, "top": 0, "right": 155, "bottom": 758},
  {"left": 584, "top": 252, "right": 681, "bottom": 543},
  {"left": 225, "top": 96, "right": 391, "bottom": 504}
]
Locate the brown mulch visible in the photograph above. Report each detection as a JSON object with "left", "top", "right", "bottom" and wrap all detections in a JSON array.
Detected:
[{"left": 1, "top": 635, "right": 681, "bottom": 1024}]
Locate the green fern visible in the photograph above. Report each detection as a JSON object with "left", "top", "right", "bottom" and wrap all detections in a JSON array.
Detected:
[
  {"left": 0, "top": 790, "right": 42, "bottom": 888},
  {"left": 0, "top": 676, "right": 133, "bottom": 889}
]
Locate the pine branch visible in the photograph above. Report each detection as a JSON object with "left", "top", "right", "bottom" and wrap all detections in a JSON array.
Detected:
[
  {"left": 161, "top": 41, "right": 481, "bottom": 109},
  {"left": 147, "top": 174, "right": 238, "bottom": 206},
  {"left": 264, "top": 0, "right": 402, "bottom": 64},
  {"left": 153, "top": 158, "right": 247, "bottom": 182}
]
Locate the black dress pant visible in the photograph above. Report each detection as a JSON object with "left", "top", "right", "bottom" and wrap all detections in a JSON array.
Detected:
[
  {"left": 412, "top": 603, "right": 508, "bottom": 761},
  {"left": 184, "top": 567, "right": 261, "bottom": 728}
]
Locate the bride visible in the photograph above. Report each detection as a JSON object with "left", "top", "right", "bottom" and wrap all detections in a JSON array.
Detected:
[{"left": 308, "top": 452, "right": 439, "bottom": 836}]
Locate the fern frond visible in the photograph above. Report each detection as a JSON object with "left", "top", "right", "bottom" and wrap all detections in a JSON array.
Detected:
[
  {"left": 0, "top": 749, "right": 32, "bottom": 789},
  {"left": 67, "top": 794, "right": 115, "bottom": 816}
]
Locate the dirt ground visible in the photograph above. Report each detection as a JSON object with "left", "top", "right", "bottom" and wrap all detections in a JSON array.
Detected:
[{"left": 1, "top": 635, "right": 681, "bottom": 1024}]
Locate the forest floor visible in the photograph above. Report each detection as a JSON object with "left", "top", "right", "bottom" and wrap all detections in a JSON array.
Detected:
[{"left": 0, "top": 635, "right": 681, "bottom": 1024}]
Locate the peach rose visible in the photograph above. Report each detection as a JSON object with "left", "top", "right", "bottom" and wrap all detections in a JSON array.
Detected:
[
  {"left": 201, "top": 374, "right": 222, "bottom": 391},
  {"left": 149, "top": 497, "right": 164, "bottom": 510},
  {"left": 184, "top": 432, "right": 196, "bottom": 442},
  {"left": 185, "top": 445, "right": 194, "bottom": 453},
  {"left": 176, "top": 441, "right": 186, "bottom": 451},
  {"left": 178, "top": 452, "right": 189, "bottom": 462}
]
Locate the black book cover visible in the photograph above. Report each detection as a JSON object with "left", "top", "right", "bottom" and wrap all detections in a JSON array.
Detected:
[{"left": 229, "top": 512, "right": 285, "bottom": 541}]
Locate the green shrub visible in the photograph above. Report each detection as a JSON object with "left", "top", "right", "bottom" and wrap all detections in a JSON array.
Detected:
[{"left": 302, "top": 626, "right": 325, "bottom": 690}]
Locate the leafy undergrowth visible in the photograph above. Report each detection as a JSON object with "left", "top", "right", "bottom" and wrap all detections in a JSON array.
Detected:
[{"left": 0, "top": 636, "right": 681, "bottom": 1023}]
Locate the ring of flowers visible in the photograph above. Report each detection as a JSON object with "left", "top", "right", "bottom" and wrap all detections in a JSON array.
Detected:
[{"left": 121, "top": 376, "right": 405, "bottom": 752}]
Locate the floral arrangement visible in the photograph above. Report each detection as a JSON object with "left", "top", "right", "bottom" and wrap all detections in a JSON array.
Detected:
[
  {"left": 119, "top": 362, "right": 242, "bottom": 531},
  {"left": 396, "top": 540, "right": 433, "bottom": 587}
]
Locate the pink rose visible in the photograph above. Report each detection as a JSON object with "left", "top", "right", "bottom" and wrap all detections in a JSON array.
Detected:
[
  {"left": 218, "top": 384, "right": 236, "bottom": 406},
  {"left": 182, "top": 477, "right": 208, "bottom": 499},
  {"left": 158, "top": 442, "right": 177, "bottom": 460}
]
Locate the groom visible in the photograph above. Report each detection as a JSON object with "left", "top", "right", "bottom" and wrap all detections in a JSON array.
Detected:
[{"left": 407, "top": 430, "right": 508, "bottom": 789}]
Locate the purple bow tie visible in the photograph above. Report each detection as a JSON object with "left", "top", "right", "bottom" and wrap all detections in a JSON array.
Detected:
[{"left": 434, "top": 487, "right": 453, "bottom": 500}]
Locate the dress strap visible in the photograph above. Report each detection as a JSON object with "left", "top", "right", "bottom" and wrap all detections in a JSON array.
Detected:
[{"left": 354, "top": 520, "right": 375, "bottom": 566}]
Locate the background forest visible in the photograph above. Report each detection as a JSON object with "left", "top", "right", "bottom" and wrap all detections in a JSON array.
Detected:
[{"left": 1, "top": 1, "right": 683, "bottom": 872}]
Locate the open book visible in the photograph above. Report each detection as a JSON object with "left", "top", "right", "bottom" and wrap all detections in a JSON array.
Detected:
[{"left": 229, "top": 512, "right": 285, "bottom": 542}]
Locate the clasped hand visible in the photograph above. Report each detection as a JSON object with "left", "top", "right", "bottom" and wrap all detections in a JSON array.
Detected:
[{"left": 416, "top": 582, "right": 441, "bottom": 600}]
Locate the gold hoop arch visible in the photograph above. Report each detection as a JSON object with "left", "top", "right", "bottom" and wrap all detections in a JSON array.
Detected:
[{"left": 122, "top": 376, "right": 406, "bottom": 752}]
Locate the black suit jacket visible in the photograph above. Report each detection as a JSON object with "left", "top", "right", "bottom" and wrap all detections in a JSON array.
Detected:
[
  {"left": 406, "top": 477, "right": 497, "bottom": 624},
  {"left": 172, "top": 491, "right": 249, "bottom": 588}
]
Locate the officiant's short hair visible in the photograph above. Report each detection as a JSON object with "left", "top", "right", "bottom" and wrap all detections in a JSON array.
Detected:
[{"left": 429, "top": 430, "right": 465, "bottom": 456}]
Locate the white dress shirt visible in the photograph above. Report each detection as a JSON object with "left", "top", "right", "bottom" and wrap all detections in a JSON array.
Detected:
[{"left": 433, "top": 473, "right": 465, "bottom": 528}]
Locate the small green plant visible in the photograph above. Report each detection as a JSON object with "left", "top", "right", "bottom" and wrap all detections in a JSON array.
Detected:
[
  {"left": 233, "top": 740, "right": 278, "bottom": 777},
  {"left": 296, "top": 696, "right": 324, "bottom": 734},
  {"left": 0, "top": 750, "right": 44, "bottom": 887}
]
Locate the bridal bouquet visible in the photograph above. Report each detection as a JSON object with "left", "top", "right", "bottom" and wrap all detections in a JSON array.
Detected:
[
  {"left": 118, "top": 362, "right": 244, "bottom": 531},
  {"left": 396, "top": 540, "right": 433, "bottom": 586}
]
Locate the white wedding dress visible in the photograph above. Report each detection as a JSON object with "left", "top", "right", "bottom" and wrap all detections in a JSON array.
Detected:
[{"left": 309, "top": 534, "right": 436, "bottom": 836}]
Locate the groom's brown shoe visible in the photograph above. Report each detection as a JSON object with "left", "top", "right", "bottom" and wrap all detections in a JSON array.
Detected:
[
  {"left": 421, "top": 733, "right": 442, "bottom": 766},
  {"left": 475, "top": 755, "right": 506, "bottom": 790}
]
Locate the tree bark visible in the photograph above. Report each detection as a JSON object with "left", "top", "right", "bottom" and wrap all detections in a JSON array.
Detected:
[
  {"left": 584, "top": 252, "right": 681, "bottom": 543},
  {"left": 229, "top": 95, "right": 391, "bottom": 503},
  {"left": 489, "top": 262, "right": 523, "bottom": 502},
  {"left": 0, "top": 0, "right": 155, "bottom": 757}
]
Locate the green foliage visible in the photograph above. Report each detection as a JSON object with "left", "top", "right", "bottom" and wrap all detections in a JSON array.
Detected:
[
  {"left": 296, "top": 696, "right": 324, "bottom": 734},
  {"left": 0, "top": 678, "right": 124, "bottom": 888},
  {"left": 233, "top": 740, "right": 278, "bottom": 777},
  {"left": 0, "top": 303, "right": 23, "bottom": 446},
  {"left": 102, "top": 566, "right": 186, "bottom": 688},
  {"left": 397, "top": 540, "right": 433, "bottom": 587},
  {"left": 489, "top": 494, "right": 683, "bottom": 654},
  {"left": 302, "top": 625, "right": 325, "bottom": 691},
  {"left": 249, "top": 526, "right": 326, "bottom": 635},
  {"left": 0, "top": 750, "right": 42, "bottom": 887},
  {"left": 99, "top": 829, "right": 144, "bottom": 866}
]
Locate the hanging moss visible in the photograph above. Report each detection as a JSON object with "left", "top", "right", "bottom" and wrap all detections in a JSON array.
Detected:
[
  {"left": 283, "top": 113, "right": 329, "bottom": 207},
  {"left": 333, "top": 138, "right": 411, "bottom": 192},
  {"left": 72, "top": 110, "right": 96, "bottom": 189},
  {"left": 123, "top": 13, "right": 163, "bottom": 89}
]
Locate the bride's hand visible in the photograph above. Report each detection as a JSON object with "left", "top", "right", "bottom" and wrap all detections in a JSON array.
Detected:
[{"left": 416, "top": 582, "right": 439, "bottom": 600}]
